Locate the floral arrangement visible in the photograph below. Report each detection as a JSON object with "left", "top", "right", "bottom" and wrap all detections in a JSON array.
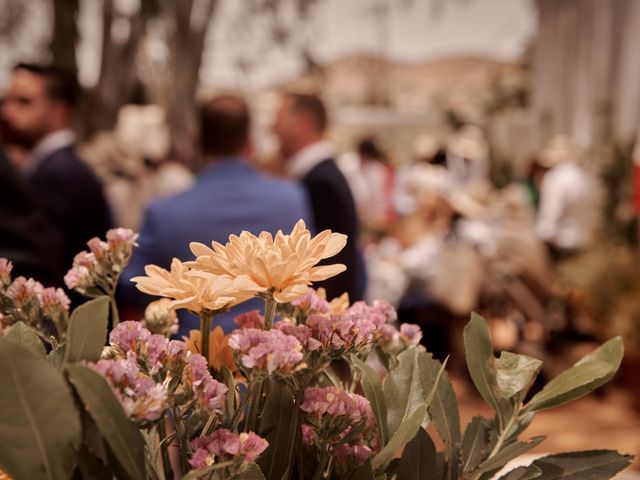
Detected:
[{"left": 0, "top": 222, "right": 632, "bottom": 480}]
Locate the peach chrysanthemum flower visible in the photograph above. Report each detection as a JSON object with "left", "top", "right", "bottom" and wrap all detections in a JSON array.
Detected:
[
  {"left": 131, "top": 258, "right": 259, "bottom": 314},
  {"left": 188, "top": 220, "right": 347, "bottom": 303}
]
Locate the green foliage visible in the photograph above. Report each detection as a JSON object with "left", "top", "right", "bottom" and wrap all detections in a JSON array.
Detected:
[
  {"left": 4, "top": 321, "right": 46, "bottom": 356},
  {"left": 64, "top": 296, "right": 110, "bottom": 364},
  {"left": 524, "top": 450, "right": 632, "bottom": 479},
  {"left": 352, "top": 354, "right": 389, "bottom": 445},
  {"left": 0, "top": 339, "right": 81, "bottom": 480},
  {"left": 524, "top": 337, "right": 624, "bottom": 412},
  {"left": 461, "top": 416, "right": 496, "bottom": 474},
  {"left": 66, "top": 364, "right": 146, "bottom": 480},
  {"left": 396, "top": 427, "right": 436, "bottom": 480},
  {"left": 257, "top": 381, "right": 299, "bottom": 480}
]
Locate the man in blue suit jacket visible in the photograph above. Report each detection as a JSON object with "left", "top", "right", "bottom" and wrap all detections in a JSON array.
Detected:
[{"left": 120, "top": 95, "right": 312, "bottom": 336}]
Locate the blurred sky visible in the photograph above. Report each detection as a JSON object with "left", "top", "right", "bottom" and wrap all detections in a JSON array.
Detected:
[
  {"left": 201, "top": 0, "right": 536, "bottom": 89},
  {"left": 1, "top": 0, "right": 536, "bottom": 90}
]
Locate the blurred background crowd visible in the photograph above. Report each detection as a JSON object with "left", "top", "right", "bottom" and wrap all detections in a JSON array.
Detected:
[{"left": 1, "top": 0, "right": 640, "bottom": 467}]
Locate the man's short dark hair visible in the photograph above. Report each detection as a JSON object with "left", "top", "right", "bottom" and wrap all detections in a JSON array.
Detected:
[
  {"left": 199, "top": 95, "right": 250, "bottom": 156},
  {"left": 287, "top": 92, "right": 328, "bottom": 133},
  {"left": 14, "top": 63, "right": 79, "bottom": 106}
]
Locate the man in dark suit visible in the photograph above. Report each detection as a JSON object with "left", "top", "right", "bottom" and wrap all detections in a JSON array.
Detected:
[
  {"left": 0, "top": 148, "right": 63, "bottom": 284},
  {"left": 0, "top": 63, "right": 112, "bottom": 275},
  {"left": 273, "top": 92, "right": 365, "bottom": 302},
  {"left": 120, "top": 95, "right": 313, "bottom": 335}
]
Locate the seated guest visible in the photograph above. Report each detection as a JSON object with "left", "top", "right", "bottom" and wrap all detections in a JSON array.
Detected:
[
  {"left": 120, "top": 94, "right": 313, "bottom": 335},
  {"left": 0, "top": 63, "right": 112, "bottom": 274},
  {"left": 272, "top": 92, "right": 365, "bottom": 301}
]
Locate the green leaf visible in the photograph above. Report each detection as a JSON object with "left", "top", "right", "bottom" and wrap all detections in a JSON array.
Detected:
[
  {"left": 222, "top": 365, "right": 235, "bottom": 422},
  {"left": 461, "top": 416, "right": 496, "bottom": 473},
  {"left": 418, "top": 352, "right": 460, "bottom": 479},
  {"left": 65, "top": 296, "right": 110, "bottom": 364},
  {"left": 235, "top": 462, "right": 267, "bottom": 479},
  {"left": 48, "top": 344, "right": 67, "bottom": 370},
  {"left": 473, "top": 436, "right": 545, "bottom": 478},
  {"left": 351, "top": 354, "right": 389, "bottom": 445},
  {"left": 463, "top": 313, "right": 512, "bottom": 425},
  {"left": 525, "top": 337, "right": 624, "bottom": 412},
  {"left": 4, "top": 321, "right": 46, "bottom": 356},
  {"left": 498, "top": 464, "right": 543, "bottom": 480},
  {"left": 0, "top": 340, "right": 81, "bottom": 480},
  {"left": 372, "top": 404, "right": 428, "bottom": 470},
  {"left": 396, "top": 427, "right": 436, "bottom": 480},
  {"left": 383, "top": 347, "right": 426, "bottom": 436},
  {"left": 258, "top": 380, "right": 298, "bottom": 480},
  {"left": 531, "top": 450, "right": 632, "bottom": 479},
  {"left": 76, "top": 445, "right": 113, "bottom": 480},
  {"left": 495, "top": 352, "right": 542, "bottom": 399},
  {"left": 66, "top": 364, "right": 145, "bottom": 480}
]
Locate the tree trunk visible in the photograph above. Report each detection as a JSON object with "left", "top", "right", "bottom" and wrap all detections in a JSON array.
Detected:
[
  {"left": 167, "top": 0, "right": 217, "bottom": 165},
  {"left": 50, "top": 0, "right": 79, "bottom": 74}
]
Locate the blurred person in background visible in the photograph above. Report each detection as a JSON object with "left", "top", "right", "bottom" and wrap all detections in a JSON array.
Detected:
[
  {"left": 356, "top": 137, "right": 396, "bottom": 229},
  {"left": 80, "top": 104, "right": 194, "bottom": 230},
  {"left": 273, "top": 92, "right": 365, "bottom": 301},
  {"left": 0, "top": 147, "right": 63, "bottom": 284},
  {"left": 0, "top": 63, "right": 112, "bottom": 275},
  {"left": 533, "top": 135, "right": 601, "bottom": 257},
  {"left": 120, "top": 94, "right": 312, "bottom": 336}
]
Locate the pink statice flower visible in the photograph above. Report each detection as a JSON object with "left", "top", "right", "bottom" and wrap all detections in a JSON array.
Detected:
[
  {"left": 106, "top": 228, "right": 139, "bottom": 248},
  {"left": 400, "top": 323, "right": 423, "bottom": 346},
  {"left": 378, "top": 324, "right": 398, "bottom": 344},
  {"left": 65, "top": 229, "right": 139, "bottom": 296},
  {"left": 109, "top": 321, "right": 152, "bottom": 353},
  {"left": 300, "top": 387, "right": 376, "bottom": 455},
  {"left": 234, "top": 310, "right": 264, "bottom": 329},
  {"left": 64, "top": 251, "right": 97, "bottom": 291},
  {"left": 274, "top": 320, "right": 321, "bottom": 351},
  {"left": 185, "top": 354, "right": 227, "bottom": 412},
  {"left": 306, "top": 313, "right": 377, "bottom": 352},
  {"left": 144, "top": 334, "right": 170, "bottom": 374},
  {"left": 291, "top": 288, "right": 330, "bottom": 314},
  {"left": 301, "top": 387, "right": 373, "bottom": 426},
  {"left": 344, "top": 299, "right": 397, "bottom": 329},
  {"left": 106, "top": 228, "right": 139, "bottom": 270},
  {"left": 91, "top": 352, "right": 168, "bottom": 423},
  {"left": 189, "top": 429, "right": 268, "bottom": 469},
  {"left": 87, "top": 237, "right": 109, "bottom": 261},
  {"left": 0, "top": 258, "right": 13, "bottom": 289},
  {"left": 40, "top": 287, "right": 71, "bottom": 316},
  {"left": 5, "top": 276, "right": 44, "bottom": 303},
  {"left": 228, "top": 328, "right": 304, "bottom": 375}
]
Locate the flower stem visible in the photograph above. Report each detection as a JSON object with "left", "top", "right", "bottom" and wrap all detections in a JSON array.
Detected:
[
  {"left": 157, "top": 418, "right": 174, "bottom": 480},
  {"left": 200, "top": 313, "right": 213, "bottom": 365},
  {"left": 312, "top": 449, "right": 331, "bottom": 480},
  {"left": 263, "top": 295, "right": 277, "bottom": 330},
  {"left": 245, "top": 377, "right": 265, "bottom": 432},
  {"left": 110, "top": 296, "right": 120, "bottom": 327}
]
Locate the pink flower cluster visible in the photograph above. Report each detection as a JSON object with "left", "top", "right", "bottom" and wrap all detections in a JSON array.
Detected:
[
  {"left": 0, "top": 258, "right": 13, "bottom": 289},
  {"left": 3, "top": 276, "right": 70, "bottom": 320},
  {"left": 64, "top": 228, "right": 138, "bottom": 294},
  {"left": 228, "top": 328, "right": 304, "bottom": 375},
  {"left": 301, "top": 387, "right": 373, "bottom": 427},
  {"left": 300, "top": 387, "right": 376, "bottom": 463},
  {"left": 64, "top": 251, "right": 97, "bottom": 290},
  {"left": 185, "top": 354, "right": 228, "bottom": 412},
  {"left": 92, "top": 352, "right": 168, "bottom": 422},
  {"left": 189, "top": 429, "right": 268, "bottom": 469},
  {"left": 234, "top": 310, "right": 264, "bottom": 329},
  {"left": 291, "top": 288, "right": 330, "bottom": 314},
  {"left": 274, "top": 320, "right": 321, "bottom": 350},
  {"left": 306, "top": 313, "right": 377, "bottom": 351}
]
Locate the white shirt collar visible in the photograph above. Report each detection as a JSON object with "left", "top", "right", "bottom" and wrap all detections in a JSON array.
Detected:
[
  {"left": 26, "top": 129, "right": 76, "bottom": 174},
  {"left": 286, "top": 140, "right": 335, "bottom": 179}
]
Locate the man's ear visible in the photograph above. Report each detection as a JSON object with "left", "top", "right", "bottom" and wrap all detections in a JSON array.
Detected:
[{"left": 50, "top": 102, "right": 72, "bottom": 130}]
